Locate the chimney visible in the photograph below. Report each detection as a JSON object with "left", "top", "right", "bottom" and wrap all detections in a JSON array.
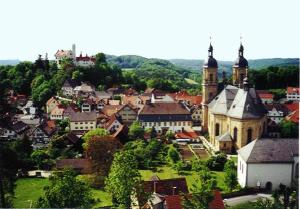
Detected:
[
  {"left": 153, "top": 182, "right": 158, "bottom": 193},
  {"left": 172, "top": 186, "right": 177, "bottom": 195}
]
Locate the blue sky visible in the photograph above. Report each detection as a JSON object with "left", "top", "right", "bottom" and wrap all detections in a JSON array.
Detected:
[{"left": 0, "top": 0, "right": 299, "bottom": 61}]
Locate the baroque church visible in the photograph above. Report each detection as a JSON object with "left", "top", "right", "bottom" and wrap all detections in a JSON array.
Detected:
[{"left": 201, "top": 42, "right": 268, "bottom": 153}]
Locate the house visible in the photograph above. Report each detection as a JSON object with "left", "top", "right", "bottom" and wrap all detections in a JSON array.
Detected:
[
  {"left": 189, "top": 105, "right": 202, "bottom": 126},
  {"left": 264, "top": 104, "right": 289, "bottom": 124},
  {"left": 258, "top": 92, "right": 274, "bottom": 104},
  {"left": 0, "top": 127, "right": 17, "bottom": 141},
  {"left": 138, "top": 103, "right": 192, "bottom": 133},
  {"left": 122, "top": 95, "right": 151, "bottom": 110},
  {"left": 50, "top": 105, "right": 65, "bottom": 120},
  {"left": 104, "top": 114, "right": 123, "bottom": 133},
  {"left": 46, "top": 97, "right": 60, "bottom": 114},
  {"left": 75, "top": 53, "right": 96, "bottom": 67},
  {"left": 69, "top": 112, "right": 97, "bottom": 132},
  {"left": 237, "top": 138, "right": 298, "bottom": 191},
  {"left": 286, "top": 87, "right": 300, "bottom": 101},
  {"left": 168, "top": 91, "right": 202, "bottom": 107},
  {"left": 56, "top": 159, "right": 92, "bottom": 174},
  {"left": 63, "top": 104, "right": 78, "bottom": 119},
  {"left": 102, "top": 104, "right": 138, "bottom": 124},
  {"left": 267, "top": 119, "right": 281, "bottom": 138},
  {"left": 81, "top": 99, "right": 94, "bottom": 112},
  {"left": 95, "top": 91, "right": 113, "bottom": 100},
  {"left": 54, "top": 44, "right": 76, "bottom": 68},
  {"left": 61, "top": 78, "right": 79, "bottom": 96},
  {"left": 74, "top": 82, "right": 95, "bottom": 98},
  {"left": 21, "top": 100, "right": 37, "bottom": 115},
  {"left": 29, "top": 120, "right": 57, "bottom": 149},
  {"left": 151, "top": 93, "right": 175, "bottom": 103}
]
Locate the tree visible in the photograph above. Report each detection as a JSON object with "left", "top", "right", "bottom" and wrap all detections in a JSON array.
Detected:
[
  {"left": 35, "top": 169, "right": 94, "bottom": 208},
  {"left": 280, "top": 120, "right": 298, "bottom": 138},
  {"left": 82, "top": 128, "right": 109, "bottom": 149},
  {"left": 224, "top": 160, "right": 238, "bottom": 191},
  {"left": 165, "top": 130, "right": 175, "bottom": 141},
  {"left": 168, "top": 147, "right": 180, "bottom": 164},
  {"left": 105, "top": 151, "right": 146, "bottom": 208},
  {"left": 10, "top": 135, "right": 33, "bottom": 170},
  {"left": 182, "top": 167, "right": 216, "bottom": 209},
  {"left": 86, "top": 136, "right": 122, "bottom": 186},
  {"left": 0, "top": 143, "right": 19, "bottom": 208},
  {"left": 128, "top": 121, "right": 145, "bottom": 140},
  {"left": 206, "top": 153, "right": 227, "bottom": 171},
  {"left": 31, "top": 149, "right": 53, "bottom": 170}
]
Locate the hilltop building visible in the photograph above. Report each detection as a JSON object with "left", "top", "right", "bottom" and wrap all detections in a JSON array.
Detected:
[{"left": 202, "top": 42, "right": 268, "bottom": 153}]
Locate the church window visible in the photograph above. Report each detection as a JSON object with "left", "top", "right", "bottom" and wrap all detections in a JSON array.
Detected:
[
  {"left": 296, "top": 163, "right": 299, "bottom": 179},
  {"left": 209, "top": 92, "right": 213, "bottom": 99},
  {"left": 215, "top": 123, "right": 220, "bottom": 136},
  {"left": 233, "top": 127, "right": 238, "bottom": 141},
  {"left": 247, "top": 128, "right": 252, "bottom": 144},
  {"left": 223, "top": 142, "right": 226, "bottom": 148},
  {"left": 209, "top": 73, "right": 213, "bottom": 82}
]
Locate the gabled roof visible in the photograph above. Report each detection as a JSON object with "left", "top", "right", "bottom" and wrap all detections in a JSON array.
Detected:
[
  {"left": 287, "top": 87, "right": 300, "bottom": 94},
  {"left": 216, "top": 132, "right": 232, "bottom": 142},
  {"left": 286, "top": 109, "right": 299, "bottom": 124},
  {"left": 46, "top": 97, "right": 59, "bottom": 106},
  {"left": 143, "top": 178, "right": 188, "bottom": 196},
  {"left": 56, "top": 158, "right": 92, "bottom": 173},
  {"left": 139, "top": 103, "right": 190, "bottom": 115},
  {"left": 209, "top": 85, "right": 267, "bottom": 119},
  {"left": 238, "top": 138, "right": 298, "bottom": 163},
  {"left": 284, "top": 102, "right": 299, "bottom": 112},
  {"left": 69, "top": 112, "right": 97, "bottom": 122},
  {"left": 62, "top": 78, "right": 79, "bottom": 88}
]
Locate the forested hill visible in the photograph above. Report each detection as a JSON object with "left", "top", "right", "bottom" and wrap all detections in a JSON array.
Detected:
[
  {"left": 170, "top": 58, "right": 299, "bottom": 71},
  {"left": 106, "top": 55, "right": 299, "bottom": 73}
]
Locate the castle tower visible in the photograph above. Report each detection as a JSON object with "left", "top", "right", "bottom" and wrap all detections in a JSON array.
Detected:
[
  {"left": 232, "top": 43, "right": 248, "bottom": 88},
  {"left": 201, "top": 42, "right": 218, "bottom": 132},
  {"left": 72, "top": 44, "right": 76, "bottom": 61}
]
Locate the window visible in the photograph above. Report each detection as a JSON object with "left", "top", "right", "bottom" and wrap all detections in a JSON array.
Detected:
[
  {"left": 183, "top": 121, "right": 186, "bottom": 126},
  {"left": 223, "top": 142, "right": 226, "bottom": 148},
  {"left": 233, "top": 127, "right": 238, "bottom": 141},
  {"left": 247, "top": 128, "right": 252, "bottom": 144},
  {"left": 209, "top": 73, "right": 213, "bottom": 82},
  {"left": 241, "top": 164, "right": 243, "bottom": 174},
  {"left": 90, "top": 126, "right": 93, "bottom": 129},
  {"left": 85, "top": 126, "right": 88, "bottom": 129},
  {"left": 75, "top": 127, "right": 78, "bottom": 129},
  {"left": 296, "top": 163, "right": 299, "bottom": 179},
  {"left": 215, "top": 123, "right": 220, "bottom": 136},
  {"left": 209, "top": 92, "right": 213, "bottom": 99},
  {"left": 85, "top": 122, "right": 88, "bottom": 124},
  {"left": 174, "top": 122, "right": 177, "bottom": 126},
  {"left": 164, "top": 122, "right": 167, "bottom": 126},
  {"left": 178, "top": 122, "right": 181, "bottom": 126}
]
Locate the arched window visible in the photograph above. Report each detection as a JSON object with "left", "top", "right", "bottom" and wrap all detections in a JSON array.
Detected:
[
  {"left": 209, "top": 73, "right": 213, "bottom": 82},
  {"left": 247, "top": 128, "right": 252, "bottom": 144},
  {"left": 233, "top": 127, "right": 238, "bottom": 141},
  {"left": 209, "top": 92, "right": 213, "bottom": 99},
  {"left": 296, "top": 163, "right": 299, "bottom": 179},
  {"left": 215, "top": 123, "right": 220, "bottom": 136}
]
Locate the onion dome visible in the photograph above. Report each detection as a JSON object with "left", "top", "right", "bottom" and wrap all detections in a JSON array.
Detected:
[
  {"left": 233, "top": 43, "right": 248, "bottom": 68},
  {"left": 203, "top": 43, "right": 218, "bottom": 68}
]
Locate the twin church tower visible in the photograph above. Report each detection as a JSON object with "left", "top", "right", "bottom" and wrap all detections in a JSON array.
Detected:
[
  {"left": 200, "top": 40, "right": 267, "bottom": 153},
  {"left": 201, "top": 41, "right": 249, "bottom": 132}
]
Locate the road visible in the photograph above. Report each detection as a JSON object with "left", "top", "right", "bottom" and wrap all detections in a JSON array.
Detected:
[{"left": 224, "top": 193, "right": 272, "bottom": 207}]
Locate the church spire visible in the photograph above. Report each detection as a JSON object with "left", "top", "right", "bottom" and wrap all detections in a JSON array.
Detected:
[{"left": 208, "top": 36, "right": 213, "bottom": 57}]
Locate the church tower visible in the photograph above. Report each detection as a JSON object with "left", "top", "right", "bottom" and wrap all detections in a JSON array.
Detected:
[
  {"left": 201, "top": 42, "right": 218, "bottom": 132},
  {"left": 232, "top": 43, "right": 248, "bottom": 88}
]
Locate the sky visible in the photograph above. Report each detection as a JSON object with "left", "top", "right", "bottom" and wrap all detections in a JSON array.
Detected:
[{"left": 0, "top": 0, "right": 299, "bottom": 61}]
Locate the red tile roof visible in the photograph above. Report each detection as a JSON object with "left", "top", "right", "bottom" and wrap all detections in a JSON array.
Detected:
[
  {"left": 284, "top": 102, "right": 299, "bottom": 112},
  {"left": 76, "top": 54, "right": 96, "bottom": 62},
  {"left": 140, "top": 103, "right": 190, "bottom": 115},
  {"left": 287, "top": 87, "right": 300, "bottom": 94},
  {"left": 175, "top": 131, "right": 198, "bottom": 139},
  {"left": 144, "top": 178, "right": 188, "bottom": 195},
  {"left": 286, "top": 109, "right": 299, "bottom": 124},
  {"left": 258, "top": 93, "right": 274, "bottom": 99},
  {"left": 163, "top": 190, "right": 225, "bottom": 209},
  {"left": 168, "top": 91, "right": 202, "bottom": 106}
]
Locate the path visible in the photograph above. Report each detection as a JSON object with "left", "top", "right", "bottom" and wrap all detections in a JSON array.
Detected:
[{"left": 224, "top": 193, "right": 272, "bottom": 207}]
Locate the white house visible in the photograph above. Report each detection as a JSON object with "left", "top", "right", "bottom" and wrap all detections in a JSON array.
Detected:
[
  {"left": 75, "top": 53, "right": 96, "bottom": 67},
  {"left": 69, "top": 112, "right": 97, "bottom": 132},
  {"left": 287, "top": 87, "right": 300, "bottom": 101},
  {"left": 237, "top": 138, "right": 298, "bottom": 191},
  {"left": 265, "top": 104, "right": 289, "bottom": 124},
  {"left": 138, "top": 103, "right": 193, "bottom": 133}
]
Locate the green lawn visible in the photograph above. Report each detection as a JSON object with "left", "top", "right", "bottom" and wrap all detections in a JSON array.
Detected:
[
  {"left": 139, "top": 165, "right": 226, "bottom": 191},
  {"left": 14, "top": 178, "right": 49, "bottom": 208},
  {"left": 13, "top": 178, "right": 112, "bottom": 208}
]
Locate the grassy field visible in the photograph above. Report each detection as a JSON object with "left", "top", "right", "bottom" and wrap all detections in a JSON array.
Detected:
[
  {"left": 184, "top": 78, "right": 199, "bottom": 85},
  {"left": 139, "top": 165, "right": 226, "bottom": 191},
  {"left": 13, "top": 178, "right": 112, "bottom": 208}
]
